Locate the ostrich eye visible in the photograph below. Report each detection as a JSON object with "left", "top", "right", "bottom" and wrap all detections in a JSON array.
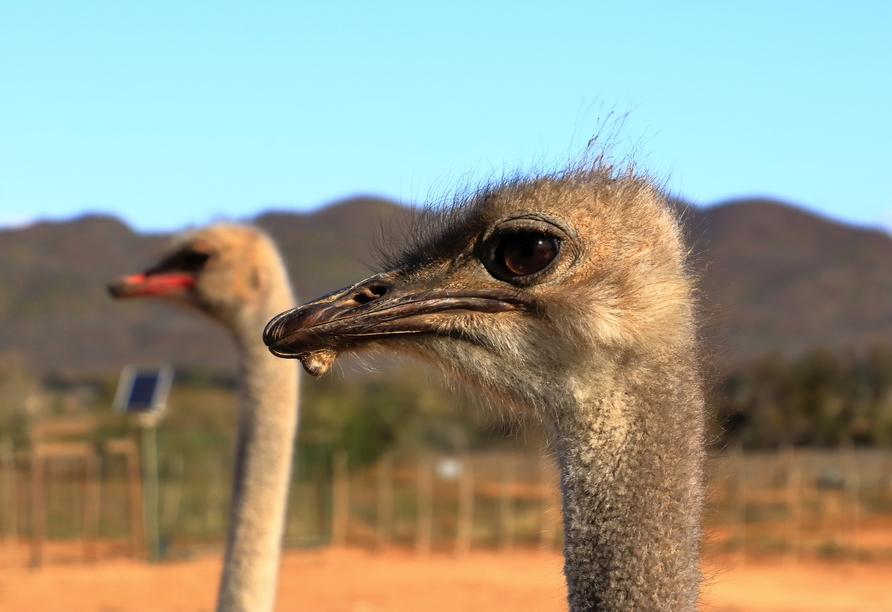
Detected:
[
  {"left": 495, "top": 233, "right": 559, "bottom": 276},
  {"left": 154, "top": 249, "right": 212, "bottom": 274},
  {"left": 176, "top": 250, "right": 212, "bottom": 272},
  {"left": 479, "top": 216, "right": 574, "bottom": 285}
]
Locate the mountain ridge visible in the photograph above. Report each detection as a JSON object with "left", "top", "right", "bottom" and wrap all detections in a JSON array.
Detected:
[{"left": 2, "top": 195, "right": 891, "bottom": 375}]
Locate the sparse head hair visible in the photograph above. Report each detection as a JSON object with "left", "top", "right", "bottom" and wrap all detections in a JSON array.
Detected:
[
  {"left": 111, "top": 222, "right": 294, "bottom": 337},
  {"left": 172, "top": 223, "right": 291, "bottom": 312},
  {"left": 370, "top": 160, "right": 697, "bottom": 424}
]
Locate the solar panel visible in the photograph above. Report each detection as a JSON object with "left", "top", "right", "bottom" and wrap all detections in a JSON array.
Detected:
[
  {"left": 114, "top": 365, "right": 173, "bottom": 416},
  {"left": 128, "top": 372, "right": 161, "bottom": 409}
]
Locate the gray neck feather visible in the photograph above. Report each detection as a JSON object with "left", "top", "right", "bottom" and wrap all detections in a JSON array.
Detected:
[{"left": 555, "top": 354, "right": 703, "bottom": 612}]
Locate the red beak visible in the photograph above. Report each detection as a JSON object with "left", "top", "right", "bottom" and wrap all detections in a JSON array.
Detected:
[{"left": 108, "top": 272, "right": 196, "bottom": 298}]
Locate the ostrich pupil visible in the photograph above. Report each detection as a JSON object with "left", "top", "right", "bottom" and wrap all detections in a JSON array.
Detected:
[{"left": 498, "top": 233, "right": 558, "bottom": 275}]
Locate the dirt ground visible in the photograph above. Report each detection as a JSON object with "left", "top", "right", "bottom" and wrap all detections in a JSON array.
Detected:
[{"left": 1, "top": 546, "right": 890, "bottom": 612}]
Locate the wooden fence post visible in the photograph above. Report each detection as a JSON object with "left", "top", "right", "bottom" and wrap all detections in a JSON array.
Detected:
[
  {"left": 376, "top": 453, "right": 393, "bottom": 552},
  {"left": 83, "top": 453, "right": 101, "bottom": 563},
  {"left": 1, "top": 439, "right": 18, "bottom": 567},
  {"left": 845, "top": 445, "right": 860, "bottom": 562},
  {"left": 454, "top": 453, "right": 474, "bottom": 557},
  {"left": 161, "top": 453, "right": 184, "bottom": 536},
  {"left": 124, "top": 442, "right": 144, "bottom": 560},
  {"left": 331, "top": 451, "right": 349, "bottom": 547},
  {"left": 29, "top": 452, "right": 44, "bottom": 568},
  {"left": 784, "top": 446, "right": 801, "bottom": 563},
  {"left": 415, "top": 454, "right": 433, "bottom": 556},
  {"left": 499, "top": 454, "right": 516, "bottom": 553},
  {"left": 729, "top": 442, "right": 745, "bottom": 561},
  {"left": 205, "top": 452, "right": 224, "bottom": 537},
  {"left": 539, "top": 455, "right": 559, "bottom": 552}
]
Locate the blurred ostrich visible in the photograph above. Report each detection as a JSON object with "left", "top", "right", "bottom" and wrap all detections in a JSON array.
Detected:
[
  {"left": 263, "top": 163, "right": 704, "bottom": 611},
  {"left": 109, "top": 224, "right": 298, "bottom": 612}
]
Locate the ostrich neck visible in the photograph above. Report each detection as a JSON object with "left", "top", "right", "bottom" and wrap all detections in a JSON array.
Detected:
[
  {"left": 216, "top": 289, "right": 299, "bottom": 612},
  {"left": 555, "top": 355, "right": 703, "bottom": 612}
]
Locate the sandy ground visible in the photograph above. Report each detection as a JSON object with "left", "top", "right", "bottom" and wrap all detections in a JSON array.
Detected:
[{"left": 1, "top": 547, "right": 890, "bottom": 612}]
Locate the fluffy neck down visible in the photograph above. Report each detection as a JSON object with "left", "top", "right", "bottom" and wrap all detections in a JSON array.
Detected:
[
  {"left": 216, "top": 280, "right": 299, "bottom": 612},
  {"left": 554, "top": 348, "right": 703, "bottom": 612}
]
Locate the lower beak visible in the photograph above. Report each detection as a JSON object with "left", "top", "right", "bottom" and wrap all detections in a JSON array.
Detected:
[{"left": 262, "top": 276, "right": 523, "bottom": 376}]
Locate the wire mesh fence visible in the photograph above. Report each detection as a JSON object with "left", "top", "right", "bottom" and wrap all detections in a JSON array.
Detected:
[
  {"left": 1, "top": 437, "right": 891, "bottom": 567},
  {"left": 703, "top": 446, "right": 892, "bottom": 560}
]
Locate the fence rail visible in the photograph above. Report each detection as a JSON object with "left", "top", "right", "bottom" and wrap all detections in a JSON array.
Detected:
[{"left": 1, "top": 439, "right": 891, "bottom": 566}]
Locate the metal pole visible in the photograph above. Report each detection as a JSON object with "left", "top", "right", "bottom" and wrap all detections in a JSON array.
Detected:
[{"left": 141, "top": 425, "right": 160, "bottom": 562}]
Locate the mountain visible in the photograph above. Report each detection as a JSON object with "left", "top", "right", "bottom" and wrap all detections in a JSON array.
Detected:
[
  {"left": 254, "top": 196, "right": 411, "bottom": 302},
  {"left": 688, "top": 199, "right": 892, "bottom": 361},
  {"left": 0, "top": 196, "right": 410, "bottom": 374},
  {"left": 2, "top": 194, "right": 892, "bottom": 375}
]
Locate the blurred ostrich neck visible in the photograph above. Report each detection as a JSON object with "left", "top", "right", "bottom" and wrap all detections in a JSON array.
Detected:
[
  {"left": 217, "top": 280, "right": 298, "bottom": 612},
  {"left": 554, "top": 351, "right": 703, "bottom": 612}
]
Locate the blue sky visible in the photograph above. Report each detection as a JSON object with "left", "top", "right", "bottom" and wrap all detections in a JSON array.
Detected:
[{"left": 1, "top": 1, "right": 890, "bottom": 232}]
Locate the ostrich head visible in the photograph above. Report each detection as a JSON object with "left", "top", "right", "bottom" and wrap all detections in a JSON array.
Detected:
[
  {"left": 263, "top": 165, "right": 695, "bottom": 426},
  {"left": 263, "top": 163, "right": 703, "bottom": 610},
  {"left": 109, "top": 224, "right": 291, "bottom": 336}
]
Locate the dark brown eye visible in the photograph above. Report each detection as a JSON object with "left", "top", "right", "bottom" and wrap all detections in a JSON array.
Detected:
[
  {"left": 152, "top": 249, "right": 211, "bottom": 274},
  {"left": 496, "top": 233, "right": 559, "bottom": 276}
]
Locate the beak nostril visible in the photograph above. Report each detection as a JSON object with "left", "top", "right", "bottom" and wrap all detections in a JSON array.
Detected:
[{"left": 352, "top": 284, "right": 388, "bottom": 305}]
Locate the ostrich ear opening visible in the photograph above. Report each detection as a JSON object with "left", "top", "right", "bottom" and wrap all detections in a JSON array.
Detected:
[{"left": 249, "top": 265, "right": 264, "bottom": 292}]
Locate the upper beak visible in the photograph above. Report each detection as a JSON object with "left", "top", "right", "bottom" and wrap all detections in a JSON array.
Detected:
[
  {"left": 262, "top": 275, "right": 524, "bottom": 376},
  {"left": 108, "top": 272, "right": 196, "bottom": 298}
]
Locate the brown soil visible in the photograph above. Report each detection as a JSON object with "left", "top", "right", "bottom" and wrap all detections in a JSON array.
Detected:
[{"left": 1, "top": 547, "right": 890, "bottom": 612}]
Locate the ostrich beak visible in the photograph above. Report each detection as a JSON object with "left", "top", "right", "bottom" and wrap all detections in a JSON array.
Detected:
[
  {"left": 262, "top": 275, "right": 523, "bottom": 376},
  {"left": 108, "top": 272, "right": 196, "bottom": 298}
]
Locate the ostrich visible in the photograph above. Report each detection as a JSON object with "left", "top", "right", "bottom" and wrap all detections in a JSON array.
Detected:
[
  {"left": 109, "top": 224, "right": 298, "bottom": 612},
  {"left": 262, "top": 163, "right": 704, "bottom": 611}
]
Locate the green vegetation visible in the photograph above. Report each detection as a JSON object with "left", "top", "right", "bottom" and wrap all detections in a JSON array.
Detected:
[
  {"left": 298, "top": 363, "right": 540, "bottom": 466},
  {"left": 0, "top": 354, "right": 39, "bottom": 448},
  {"left": 713, "top": 344, "right": 892, "bottom": 448},
  {"left": 6, "top": 342, "right": 892, "bottom": 456}
]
